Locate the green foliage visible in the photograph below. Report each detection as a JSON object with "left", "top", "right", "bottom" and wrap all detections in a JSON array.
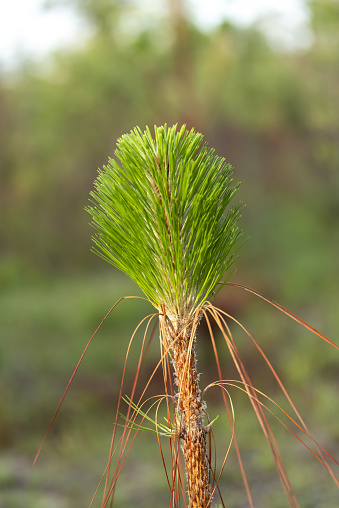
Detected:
[
  {"left": 309, "top": 0, "right": 339, "bottom": 35},
  {"left": 87, "top": 125, "right": 242, "bottom": 316}
]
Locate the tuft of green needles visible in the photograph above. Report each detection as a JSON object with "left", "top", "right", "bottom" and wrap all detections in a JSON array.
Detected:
[{"left": 87, "top": 124, "right": 242, "bottom": 317}]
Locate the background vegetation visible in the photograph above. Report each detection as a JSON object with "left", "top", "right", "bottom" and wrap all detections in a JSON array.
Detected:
[{"left": 0, "top": 0, "right": 338, "bottom": 506}]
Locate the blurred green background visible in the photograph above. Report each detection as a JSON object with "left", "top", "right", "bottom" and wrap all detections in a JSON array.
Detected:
[{"left": 1, "top": 0, "right": 339, "bottom": 506}]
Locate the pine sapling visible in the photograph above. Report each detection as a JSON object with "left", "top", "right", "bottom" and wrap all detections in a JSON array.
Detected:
[
  {"left": 34, "top": 124, "right": 339, "bottom": 508},
  {"left": 87, "top": 124, "right": 241, "bottom": 507}
]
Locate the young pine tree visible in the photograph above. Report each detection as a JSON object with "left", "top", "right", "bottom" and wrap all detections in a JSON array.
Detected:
[
  {"left": 34, "top": 125, "right": 339, "bottom": 507},
  {"left": 87, "top": 124, "right": 242, "bottom": 507},
  {"left": 81, "top": 124, "right": 338, "bottom": 507}
]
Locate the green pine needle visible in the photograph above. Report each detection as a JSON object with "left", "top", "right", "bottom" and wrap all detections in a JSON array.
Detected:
[
  {"left": 118, "top": 396, "right": 219, "bottom": 437},
  {"left": 86, "top": 124, "right": 242, "bottom": 317},
  {"left": 119, "top": 396, "right": 174, "bottom": 437}
]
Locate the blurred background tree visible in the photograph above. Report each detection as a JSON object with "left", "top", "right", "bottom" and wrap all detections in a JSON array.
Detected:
[{"left": 0, "top": 1, "right": 338, "bottom": 506}]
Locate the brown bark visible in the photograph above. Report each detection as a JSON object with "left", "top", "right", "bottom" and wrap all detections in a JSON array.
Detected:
[{"left": 161, "top": 311, "right": 211, "bottom": 508}]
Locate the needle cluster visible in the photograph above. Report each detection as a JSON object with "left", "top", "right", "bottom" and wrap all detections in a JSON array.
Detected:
[{"left": 87, "top": 124, "right": 242, "bottom": 317}]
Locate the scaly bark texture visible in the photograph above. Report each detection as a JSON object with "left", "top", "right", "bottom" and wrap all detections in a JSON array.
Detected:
[{"left": 161, "top": 311, "right": 211, "bottom": 508}]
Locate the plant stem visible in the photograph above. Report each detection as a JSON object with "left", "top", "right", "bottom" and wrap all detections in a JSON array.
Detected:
[{"left": 161, "top": 311, "right": 211, "bottom": 508}]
